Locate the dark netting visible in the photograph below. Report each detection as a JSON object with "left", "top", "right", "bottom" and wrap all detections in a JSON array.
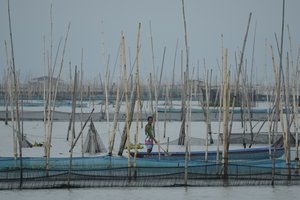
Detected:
[{"left": 0, "top": 156, "right": 300, "bottom": 189}]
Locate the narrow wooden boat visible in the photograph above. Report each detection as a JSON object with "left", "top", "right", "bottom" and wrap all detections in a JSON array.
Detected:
[{"left": 130, "top": 147, "right": 285, "bottom": 161}]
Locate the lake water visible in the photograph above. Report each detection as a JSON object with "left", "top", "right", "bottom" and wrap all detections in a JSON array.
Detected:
[
  {"left": 1, "top": 186, "right": 300, "bottom": 200},
  {"left": 1, "top": 102, "right": 299, "bottom": 197}
]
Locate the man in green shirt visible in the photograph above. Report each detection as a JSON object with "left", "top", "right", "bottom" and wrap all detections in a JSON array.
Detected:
[{"left": 145, "top": 116, "right": 157, "bottom": 153}]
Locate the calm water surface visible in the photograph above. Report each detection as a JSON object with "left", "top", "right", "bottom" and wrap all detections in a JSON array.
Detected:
[{"left": 1, "top": 186, "right": 299, "bottom": 200}]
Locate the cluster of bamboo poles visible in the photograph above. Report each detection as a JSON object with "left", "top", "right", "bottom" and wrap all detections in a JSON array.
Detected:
[
  {"left": 177, "top": 0, "right": 300, "bottom": 182},
  {"left": 3, "top": 0, "right": 300, "bottom": 187}
]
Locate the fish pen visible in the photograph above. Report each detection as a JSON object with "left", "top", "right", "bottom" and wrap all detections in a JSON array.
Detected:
[{"left": 0, "top": 156, "right": 299, "bottom": 189}]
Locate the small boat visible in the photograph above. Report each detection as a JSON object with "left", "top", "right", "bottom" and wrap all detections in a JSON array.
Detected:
[{"left": 130, "top": 147, "right": 285, "bottom": 161}]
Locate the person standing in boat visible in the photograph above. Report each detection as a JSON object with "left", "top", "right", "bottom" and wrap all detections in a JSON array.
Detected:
[{"left": 145, "top": 116, "right": 157, "bottom": 153}]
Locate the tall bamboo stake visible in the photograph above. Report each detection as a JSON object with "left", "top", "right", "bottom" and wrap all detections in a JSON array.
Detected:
[
  {"left": 134, "top": 23, "right": 141, "bottom": 178},
  {"left": 250, "top": 22, "right": 257, "bottom": 107},
  {"left": 228, "top": 13, "right": 252, "bottom": 150},
  {"left": 171, "top": 39, "right": 179, "bottom": 108},
  {"left": 46, "top": 23, "right": 71, "bottom": 174},
  {"left": 243, "top": 67, "right": 254, "bottom": 148},
  {"left": 43, "top": 35, "right": 47, "bottom": 139},
  {"left": 288, "top": 24, "right": 299, "bottom": 174},
  {"left": 163, "top": 84, "right": 167, "bottom": 138},
  {"left": 216, "top": 37, "right": 224, "bottom": 174},
  {"left": 108, "top": 44, "right": 122, "bottom": 156},
  {"left": 149, "top": 21, "right": 156, "bottom": 116},
  {"left": 5, "top": 41, "right": 17, "bottom": 158},
  {"left": 284, "top": 53, "right": 291, "bottom": 179},
  {"left": 179, "top": 0, "right": 189, "bottom": 148},
  {"left": 155, "top": 47, "right": 166, "bottom": 156},
  {"left": 270, "top": 45, "right": 279, "bottom": 185},
  {"left": 222, "top": 48, "right": 229, "bottom": 179},
  {"left": 294, "top": 47, "right": 300, "bottom": 173},
  {"left": 7, "top": 64, "right": 18, "bottom": 159},
  {"left": 181, "top": 0, "right": 190, "bottom": 185},
  {"left": 276, "top": 0, "right": 291, "bottom": 179},
  {"left": 68, "top": 66, "right": 78, "bottom": 187},
  {"left": 149, "top": 73, "right": 154, "bottom": 114},
  {"left": 69, "top": 108, "right": 95, "bottom": 151},
  {"left": 4, "top": 42, "right": 10, "bottom": 126},
  {"left": 8, "top": 0, "right": 23, "bottom": 188},
  {"left": 104, "top": 55, "right": 110, "bottom": 132},
  {"left": 121, "top": 34, "right": 131, "bottom": 178},
  {"left": 204, "top": 61, "right": 213, "bottom": 159},
  {"left": 80, "top": 48, "right": 84, "bottom": 157}
]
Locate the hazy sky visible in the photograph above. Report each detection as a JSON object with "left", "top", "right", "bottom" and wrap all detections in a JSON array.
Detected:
[{"left": 1, "top": 0, "right": 300, "bottom": 85}]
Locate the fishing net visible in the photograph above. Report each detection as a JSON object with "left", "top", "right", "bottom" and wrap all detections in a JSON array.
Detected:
[{"left": 0, "top": 156, "right": 300, "bottom": 189}]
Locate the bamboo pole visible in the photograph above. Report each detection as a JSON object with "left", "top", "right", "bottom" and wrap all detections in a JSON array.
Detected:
[
  {"left": 178, "top": 72, "right": 186, "bottom": 145},
  {"left": 4, "top": 41, "right": 18, "bottom": 158},
  {"left": 277, "top": 0, "right": 291, "bottom": 179},
  {"left": 155, "top": 47, "right": 166, "bottom": 157},
  {"left": 104, "top": 55, "right": 110, "bottom": 132},
  {"left": 216, "top": 37, "right": 224, "bottom": 174},
  {"left": 117, "top": 53, "right": 137, "bottom": 156},
  {"left": 8, "top": 0, "right": 23, "bottom": 188},
  {"left": 80, "top": 48, "right": 84, "bottom": 157},
  {"left": 204, "top": 67, "right": 209, "bottom": 161},
  {"left": 149, "top": 73, "right": 154, "bottom": 114},
  {"left": 149, "top": 21, "right": 156, "bottom": 116},
  {"left": 163, "top": 85, "right": 167, "bottom": 138},
  {"left": 270, "top": 45, "right": 279, "bottom": 185},
  {"left": 250, "top": 22, "right": 257, "bottom": 107},
  {"left": 288, "top": 24, "right": 298, "bottom": 174},
  {"left": 69, "top": 108, "right": 95, "bottom": 151},
  {"left": 45, "top": 23, "right": 71, "bottom": 174},
  {"left": 134, "top": 23, "right": 141, "bottom": 178},
  {"left": 117, "top": 68, "right": 137, "bottom": 155},
  {"left": 171, "top": 39, "right": 179, "bottom": 108},
  {"left": 108, "top": 44, "right": 122, "bottom": 156},
  {"left": 228, "top": 13, "right": 252, "bottom": 150},
  {"left": 4, "top": 42, "right": 10, "bottom": 126},
  {"left": 68, "top": 66, "right": 78, "bottom": 187},
  {"left": 284, "top": 53, "right": 291, "bottom": 179},
  {"left": 204, "top": 61, "right": 213, "bottom": 161},
  {"left": 179, "top": 0, "right": 189, "bottom": 148},
  {"left": 242, "top": 68, "right": 254, "bottom": 148},
  {"left": 121, "top": 34, "right": 131, "bottom": 178},
  {"left": 294, "top": 47, "right": 300, "bottom": 174},
  {"left": 188, "top": 66, "right": 195, "bottom": 157},
  {"left": 181, "top": 0, "right": 190, "bottom": 185},
  {"left": 222, "top": 48, "right": 229, "bottom": 179},
  {"left": 8, "top": 63, "right": 18, "bottom": 159}
]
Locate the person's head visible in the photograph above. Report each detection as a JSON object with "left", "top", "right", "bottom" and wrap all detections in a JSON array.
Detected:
[{"left": 147, "top": 116, "right": 153, "bottom": 124}]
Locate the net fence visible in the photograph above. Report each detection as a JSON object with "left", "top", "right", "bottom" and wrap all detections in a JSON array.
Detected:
[{"left": 0, "top": 156, "right": 299, "bottom": 189}]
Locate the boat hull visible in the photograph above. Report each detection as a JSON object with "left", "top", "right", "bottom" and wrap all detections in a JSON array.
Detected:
[{"left": 130, "top": 147, "right": 284, "bottom": 161}]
